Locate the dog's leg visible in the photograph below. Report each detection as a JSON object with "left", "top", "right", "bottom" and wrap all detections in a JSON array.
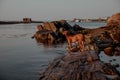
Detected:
[
  {"left": 78, "top": 41, "right": 82, "bottom": 51},
  {"left": 67, "top": 39, "right": 72, "bottom": 48},
  {"left": 79, "top": 41, "right": 85, "bottom": 52},
  {"left": 82, "top": 41, "right": 85, "bottom": 50}
]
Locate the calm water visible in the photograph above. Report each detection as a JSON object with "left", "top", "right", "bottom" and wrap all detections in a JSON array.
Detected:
[{"left": 0, "top": 22, "right": 119, "bottom": 80}]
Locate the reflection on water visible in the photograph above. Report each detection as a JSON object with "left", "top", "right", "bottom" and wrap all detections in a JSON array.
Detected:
[
  {"left": 0, "top": 33, "right": 32, "bottom": 38},
  {"left": 0, "top": 24, "right": 37, "bottom": 38},
  {"left": 0, "top": 23, "right": 67, "bottom": 80},
  {"left": 0, "top": 22, "right": 119, "bottom": 80},
  {"left": 34, "top": 37, "right": 65, "bottom": 48}
]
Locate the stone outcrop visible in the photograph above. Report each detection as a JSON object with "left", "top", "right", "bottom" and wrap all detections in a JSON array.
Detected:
[
  {"left": 37, "top": 13, "right": 120, "bottom": 80},
  {"left": 32, "top": 20, "right": 77, "bottom": 45},
  {"left": 39, "top": 51, "right": 120, "bottom": 80},
  {"left": 79, "top": 13, "right": 120, "bottom": 56},
  {"left": 107, "top": 13, "right": 120, "bottom": 27},
  {"left": 32, "top": 20, "right": 89, "bottom": 45},
  {"left": 37, "top": 25, "right": 43, "bottom": 31}
]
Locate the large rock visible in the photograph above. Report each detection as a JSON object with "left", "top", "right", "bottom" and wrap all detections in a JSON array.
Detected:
[
  {"left": 39, "top": 51, "right": 120, "bottom": 80},
  {"left": 37, "top": 25, "right": 43, "bottom": 31},
  {"left": 32, "top": 20, "right": 72, "bottom": 45},
  {"left": 106, "top": 13, "right": 120, "bottom": 43},
  {"left": 49, "top": 22, "right": 57, "bottom": 33},
  {"left": 37, "top": 14, "right": 120, "bottom": 80},
  {"left": 43, "top": 22, "right": 52, "bottom": 30},
  {"left": 107, "top": 13, "right": 120, "bottom": 27},
  {"left": 83, "top": 13, "right": 120, "bottom": 56}
]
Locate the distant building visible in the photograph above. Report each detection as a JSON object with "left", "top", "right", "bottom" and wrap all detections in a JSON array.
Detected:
[{"left": 23, "top": 18, "right": 32, "bottom": 23}]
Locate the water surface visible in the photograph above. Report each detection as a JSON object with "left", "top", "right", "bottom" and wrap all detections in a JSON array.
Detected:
[{"left": 0, "top": 22, "right": 119, "bottom": 80}]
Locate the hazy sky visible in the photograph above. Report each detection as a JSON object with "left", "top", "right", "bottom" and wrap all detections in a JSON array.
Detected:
[{"left": 0, "top": 0, "right": 120, "bottom": 21}]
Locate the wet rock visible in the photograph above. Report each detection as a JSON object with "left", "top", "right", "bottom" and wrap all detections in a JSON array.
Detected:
[
  {"left": 67, "top": 46, "right": 80, "bottom": 52},
  {"left": 114, "top": 64, "right": 119, "bottom": 68},
  {"left": 113, "top": 59, "right": 116, "bottom": 61},
  {"left": 37, "top": 13, "right": 120, "bottom": 80},
  {"left": 37, "top": 25, "right": 43, "bottom": 31},
  {"left": 87, "top": 28, "right": 120, "bottom": 56},
  {"left": 49, "top": 22, "right": 57, "bottom": 33},
  {"left": 33, "top": 13, "right": 120, "bottom": 56},
  {"left": 109, "top": 60, "right": 112, "bottom": 62},
  {"left": 43, "top": 22, "right": 52, "bottom": 31},
  {"left": 80, "top": 13, "right": 120, "bottom": 56},
  {"left": 107, "top": 13, "right": 120, "bottom": 43},
  {"left": 39, "top": 51, "right": 120, "bottom": 80},
  {"left": 104, "top": 47, "right": 114, "bottom": 56},
  {"left": 107, "top": 13, "right": 120, "bottom": 28},
  {"left": 32, "top": 20, "right": 72, "bottom": 45}
]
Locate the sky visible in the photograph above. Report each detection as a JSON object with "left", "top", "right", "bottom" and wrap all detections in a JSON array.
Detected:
[{"left": 0, "top": 0, "right": 120, "bottom": 21}]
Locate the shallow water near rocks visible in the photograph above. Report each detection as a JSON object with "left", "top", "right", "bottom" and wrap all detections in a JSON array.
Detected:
[{"left": 0, "top": 22, "right": 119, "bottom": 80}]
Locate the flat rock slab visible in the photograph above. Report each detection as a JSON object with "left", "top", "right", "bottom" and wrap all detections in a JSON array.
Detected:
[{"left": 39, "top": 50, "right": 120, "bottom": 80}]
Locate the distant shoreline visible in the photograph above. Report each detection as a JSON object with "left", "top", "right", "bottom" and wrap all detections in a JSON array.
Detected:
[
  {"left": 0, "top": 20, "right": 106, "bottom": 25},
  {"left": 0, "top": 21, "right": 44, "bottom": 24}
]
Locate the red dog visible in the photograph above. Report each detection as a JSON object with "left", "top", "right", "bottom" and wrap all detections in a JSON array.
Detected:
[{"left": 62, "top": 31, "right": 85, "bottom": 51}]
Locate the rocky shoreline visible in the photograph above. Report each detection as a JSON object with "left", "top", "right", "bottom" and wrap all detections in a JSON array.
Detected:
[
  {"left": 32, "top": 13, "right": 120, "bottom": 80},
  {"left": 39, "top": 51, "right": 120, "bottom": 80}
]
